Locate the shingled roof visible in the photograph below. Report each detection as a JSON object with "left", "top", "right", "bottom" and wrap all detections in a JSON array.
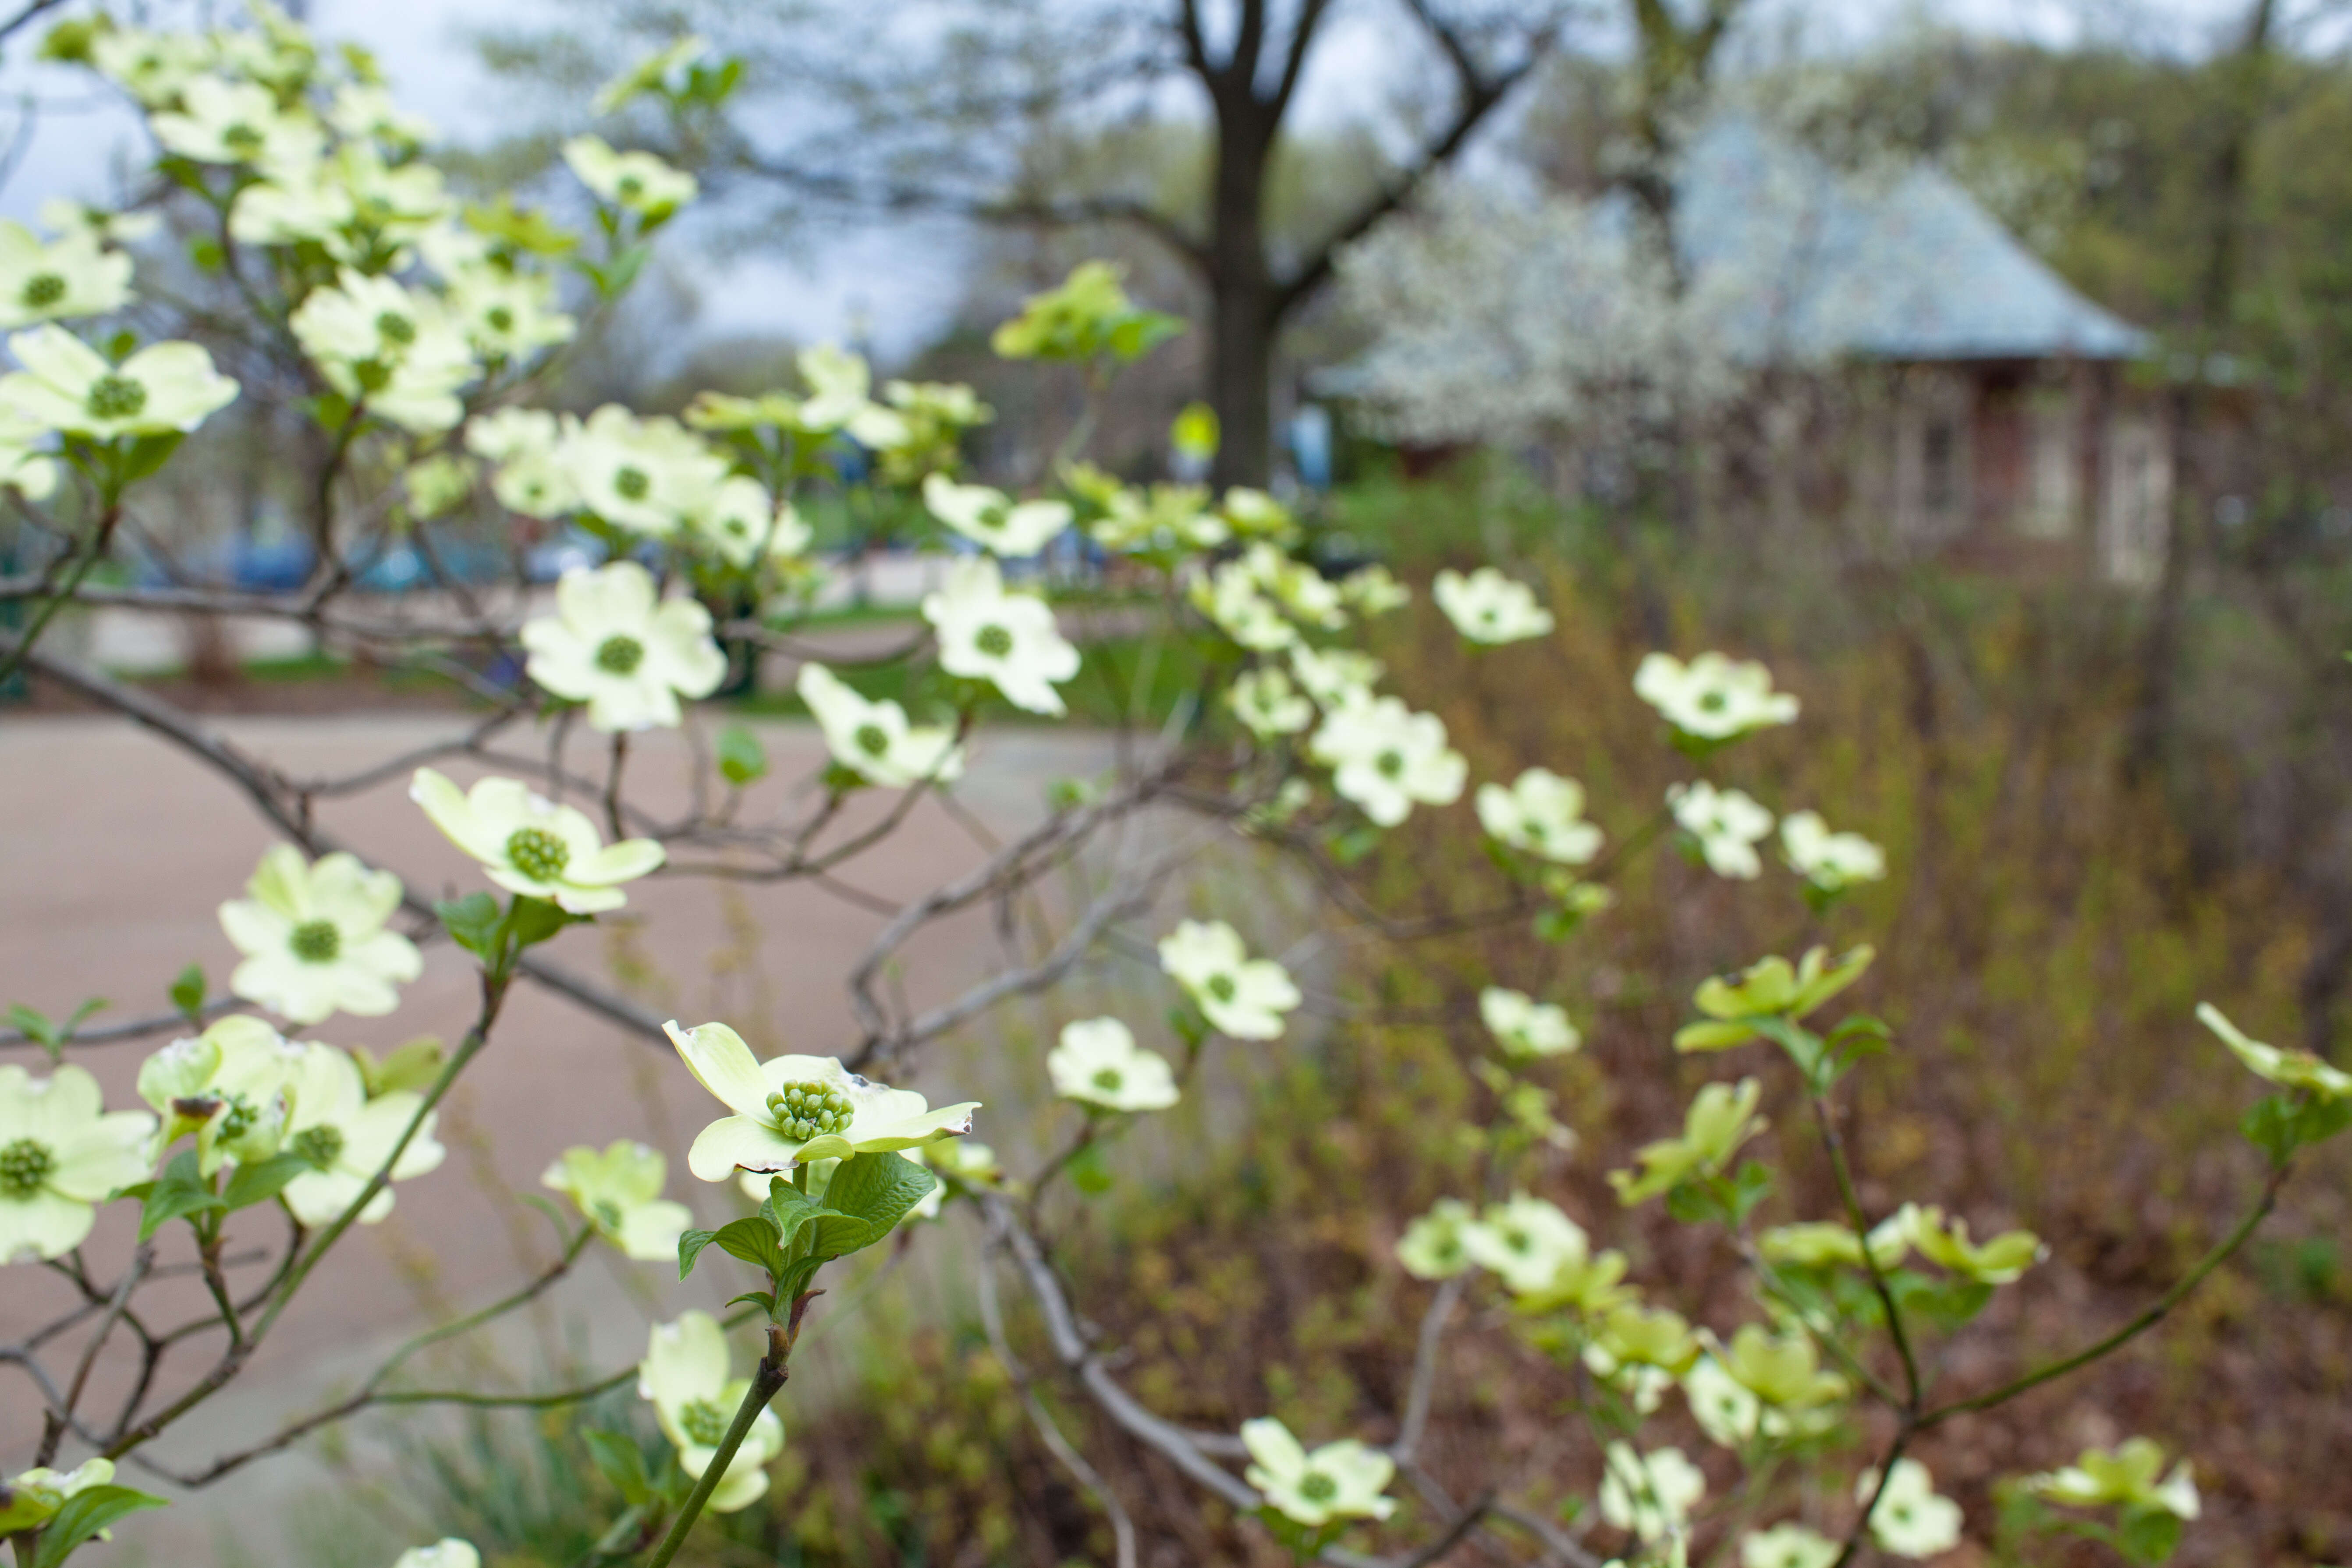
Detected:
[{"left": 1669, "top": 115, "right": 2149, "bottom": 363}]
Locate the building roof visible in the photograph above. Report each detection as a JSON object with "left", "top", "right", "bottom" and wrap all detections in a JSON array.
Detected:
[{"left": 1669, "top": 116, "right": 2149, "bottom": 363}]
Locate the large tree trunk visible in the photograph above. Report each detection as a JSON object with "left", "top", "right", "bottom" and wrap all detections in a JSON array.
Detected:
[
  {"left": 1209, "top": 280, "right": 1277, "bottom": 489},
  {"left": 1207, "top": 90, "right": 1278, "bottom": 489}
]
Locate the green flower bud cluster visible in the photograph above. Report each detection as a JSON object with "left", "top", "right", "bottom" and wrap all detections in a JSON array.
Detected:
[
  {"left": 766, "top": 1079, "right": 853, "bottom": 1141},
  {"left": 0, "top": 1136, "right": 55, "bottom": 1198},
  {"left": 505, "top": 826, "right": 571, "bottom": 882}
]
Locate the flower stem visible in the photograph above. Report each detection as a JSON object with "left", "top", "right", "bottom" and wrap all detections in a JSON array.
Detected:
[
  {"left": 1915, "top": 1160, "right": 2291, "bottom": 1428},
  {"left": 643, "top": 1329, "right": 789, "bottom": 1568}
]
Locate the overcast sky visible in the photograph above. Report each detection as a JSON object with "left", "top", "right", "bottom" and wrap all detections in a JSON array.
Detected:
[{"left": 0, "top": 0, "right": 2303, "bottom": 364}]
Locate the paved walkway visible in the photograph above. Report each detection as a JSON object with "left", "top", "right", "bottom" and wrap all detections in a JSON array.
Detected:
[{"left": 0, "top": 712, "right": 1120, "bottom": 1564}]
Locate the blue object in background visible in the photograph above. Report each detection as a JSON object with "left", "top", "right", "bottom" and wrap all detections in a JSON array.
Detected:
[{"left": 1290, "top": 404, "right": 1333, "bottom": 491}]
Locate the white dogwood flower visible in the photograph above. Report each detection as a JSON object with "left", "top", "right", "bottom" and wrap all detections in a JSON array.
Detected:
[
  {"left": 639, "top": 1312, "right": 784, "bottom": 1513},
  {"left": 1781, "top": 811, "right": 1885, "bottom": 892},
  {"left": 390, "top": 1543, "right": 478, "bottom": 1568},
  {"left": 922, "top": 473, "right": 1071, "bottom": 557},
  {"left": 289, "top": 269, "right": 478, "bottom": 433},
  {"left": 328, "top": 83, "right": 436, "bottom": 147},
  {"left": 1600, "top": 1442, "right": 1706, "bottom": 1543},
  {"left": 542, "top": 1140, "right": 693, "bottom": 1262},
  {"left": 1669, "top": 782, "right": 1775, "bottom": 880},
  {"left": 1339, "top": 564, "right": 1410, "bottom": 615},
  {"left": 1684, "top": 1355, "right": 1763, "bottom": 1447},
  {"left": 39, "top": 199, "right": 161, "bottom": 250},
  {"left": 0, "top": 223, "right": 131, "bottom": 327},
  {"left": 666, "top": 1021, "right": 978, "bottom": 1181},
  {"left": 1049, "top": 1018, "right": 1179, "bottom": 1112},
  {"left": 466, "top": 406, "right": 580, "bottom": 518},
  {"left": 446, "top": 267, "right": 574, "bottom": 360},
  {"left": 0, "top": 1458, "right": 120, "bottom": 1533},
  {"left": 90, "top": 29, "right": 214, "bottom": 107},
  {"left": 1157, "top": 919, "right": 1302, "bottom": 1040},
  {"left": 1290, "top": 645, "right": 1383, "bottom": 707},
  {"left": 278, "top": 1043, "right": 445, "bottom": 1227},
  {"left": 521, "top": 562, "right": 727, "bottom": 732},
  {"left": 558, "top": 405, "right": 730, "bottom": 536},
  {"left": 2196, "top": 1003, "right": 2352, "bottom": 1100},
  {"left": 1635, "top": 652, "right": 1799, "bottom": 741},
  {"left": 798, "top": 663, "right": 964, "bottom": 788},
  {"left": 0, "top": 1064, "right": 154, "bottom": 1263},
  {"left": 563, "top": 136, "right": 698, "bottom": 218},
  {"left": 137, "top": 1015, "right": 305, "bottom": 1176},
  {"left": 1397, "top": 1198, "right": 1476, "bottom": 1279},
  {"left": 2026, "top": 1438, "right": 2199, "bottom": 1521},
  {"left": 1227, "top": 667, "right": 1314, "bottom": 738},
  {"left": 796, "top": 344, "right": 908, "bottom": 446},
  {"left": 1433, "top": 566, "right": 1554, "bottom": 644},
  {"left": 1479, "top": 988, "right": 1580, "bottom": 1059},
  {"left": 1190, "top": 563, "right": 1297, "bottom": 651},
  {"left": 1857, "top": 1460, "right": 1962, "bottom": 1557},
  {"left": 0, "top": 325, "right": 237, "bottom": 438},
  {"left": 150, "top": 75, "right": 321, "bottom": 175},
  {"left": 1310, "top": 693, "right": 1466, "bottom": 827},
  {"left": 687, "top": 475, "right": 801, "bottom": 568},
  {"left": 1240, "top": 1417, "right": 1396, "bottom": 1527},
  {"left": 1742, "top": 1524, "right": 1841, "bottom": 1568},
  {"left": 218, "top": 844, "right": 422, "bottom": 1025},
  {"left": 922, "top": 555, "right": 1081, "bottom": 715},
  {"left": 1462, "top": 1192, "right": 1589, "bottom": 1293},
  {"left": 1476, "top": 768, "right": 1603, "bottom": 863},
  {"left": 410, "top": 767, "right": 666, "bottom": 914}
]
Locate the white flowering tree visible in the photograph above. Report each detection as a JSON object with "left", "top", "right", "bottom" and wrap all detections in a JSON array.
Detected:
[{"left": 0, "top": 12, "right": 2339, "bottom": 1568}]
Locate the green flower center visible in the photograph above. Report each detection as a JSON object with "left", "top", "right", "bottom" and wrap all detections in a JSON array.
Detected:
[
  {"left": 1501, "top": 1227, "right": 1529, "bottom": 1253},
  {"left": 85, "top": 374, "right": 147, "bottom": 421},
  {"left": 1375, "top": 749, "right": 1405, "bottom": 779},
  {"left": 766, "top": 1078, "right": 854, "bottom": 1141},
  {"left": 1091, "top": 1067, "right": 1123, "bottom": 1093},
  {"left": 21, "top": 273, "right": 64, "bottom": 308},
  {"left": 504, "top": 826, "right": 571, "bottom": 882},
  {"left": 291, "top": 1124, "right": 344, "bottom": 1170},
  {"left": 854, "top": 723, "right": 890, "bottom": 757},
  {"left": 222, "top": 122, "right": 264, "bottom": 154},
  {"left": 613, "top": 465, "right": 651, "bottom": 500},
  {"left": 215, "top": 1093, "right": 262, "bottom": 1143},
  {"left": 679, "top": 1396, "right": 728, "bottom": 1445},
  {"left": 616, "top": 174, "right": 645, "bottom": 201},
  {"left": 590, "top": 1198, "right": 624, "bottom": 1231},
  {"left": 1299, "top": 1472, "right": 1338, "bottom": 1503},
  {"left": 1699, "top": 689, "right": 1728, "bottom": 712},
  {"left": 0, "top": 1136, "right": 55, "bottom": 1198},
  {"left": 288, "top": 919, "right": 341, "bottom": 963},
  {"left": 375, "top": 310, "right": 415, "bottom": 346},
  {"left": 1205, "top": 973, "right": 1237, "bottom": 1004},
  {"left": 485, "top": 305, "right": 514, "bottom": 333},
  {"left": 593, "top": 635, "right": 645, "bottom": 675},
  {"left": 974, "top": 624, "right": 1014, "bottom": 659}
]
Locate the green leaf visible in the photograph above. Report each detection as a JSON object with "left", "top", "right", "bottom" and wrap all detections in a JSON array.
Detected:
[
  {"left": 2115, "top": 1504, "right": 2184, "bottom": 1565},
  {"left": 1068, "top": 1141, "right": 1114, "bottom": 1196},
  {"left": 710, "top": 1214, "right": 788, "bottom": 1275},
  {"left": 678, "top": 1227, "right": 719, "bottom": 1279},
  {"left": 168, "top": 964, "right": 206, "bottom": 1025},
  {"left": 32, "top": 1485, "right": 167, "bottom": 1568},
  {"left": 118, "top": 432, "right": 184, "bottom": 485},
  {"left": 138, "top": 1150, "right": 225, "bottom": 1242},
  {"left": 583, "top": 1428, "right": 654, "bottom": 1508},
  {"left": 724, "top": 1289, "right": 780, "bottom": 1320},
  {"left": 717, "top": 725, "right": 768, "bottom": 786},
  {"left": 793, "top": 1212, "right": 877, "bottom": 1262},
  {"left": 822, "top": 1153, "right": 935, "bottom": 1239},
  {"left": 1892, "top": 1273, "right": 1997, "bottom": 1332},
  {"left": 601, "top": 242, "right": 653, "bottom": 297},
  {"left": 221, "top": 1153, "right": 312, "bottom": 1211},
  {"left": 435, "top": 893, "right": 504, "bottom": 961},
  {"left": 506, "top": 895, "right": 586, "bottom": 950}
]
